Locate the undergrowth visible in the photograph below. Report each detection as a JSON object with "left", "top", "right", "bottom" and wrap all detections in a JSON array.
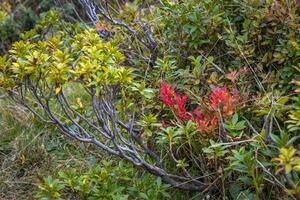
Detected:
[{"left": 1, "top": 0, "right": 300, "bottom": 199}]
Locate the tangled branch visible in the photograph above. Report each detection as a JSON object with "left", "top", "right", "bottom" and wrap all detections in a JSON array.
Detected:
[{"left": 69, "top": 0, "right": 157, "bottom": 65}]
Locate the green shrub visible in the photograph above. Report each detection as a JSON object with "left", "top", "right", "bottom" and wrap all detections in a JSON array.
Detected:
[
  {"left": 2, "top": 0, "right": 300, "bottom": 199},
  {"left": 36, "top": 161, "right": 170, "bottom": 200}
]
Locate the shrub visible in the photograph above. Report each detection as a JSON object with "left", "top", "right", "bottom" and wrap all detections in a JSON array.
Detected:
[
  {"left": 2, "top": 0, "right": 300, "bottom": 199},
  {"left": 36, "top": 161, "right": 170, "bottom": 200}
]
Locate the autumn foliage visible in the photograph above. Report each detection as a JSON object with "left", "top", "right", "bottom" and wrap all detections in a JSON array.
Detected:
[{"left": 160, "top": 82, "right": 239, "bottom": 134}]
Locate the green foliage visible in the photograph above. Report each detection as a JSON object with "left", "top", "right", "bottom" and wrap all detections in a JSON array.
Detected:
[
  {"left": 147, "top": 0, "right": 300, "bottom": 93},
  {"left": 223, "top": 113, "right": 246, "bottom": 137},
  {"left": 0, "top": 1, "right": 59, "bottom": 54},
  {"left": 272, "top": 146, "right": 300, "bottom": 174},
  {"left": 137, "top": 114, "right": 158, "bottom": 137},
  {"left": 36, "top": 161, "right": 170, "bottom": 200},
  {"left": 202, "top": 140, "right": 229, "bottom": 160},
  {"left": 36, "top": 176, "right": 65, "bottom": 200},
  {"left": 0, "top": 5, "right": 36, "bottom": 47},
  {"left": 2, "top": 0, "right": 300, "bottom": 199},
  {"left": 227, "top": 147, "right": 264, "bottom": 198},
  {"left": 270, "top": 131, "right": 299, "bottom": 148},
  {"left": 0, "top": 28, "right": 132, "bottom": 95},
  {"left": 158, "top": 0, "right": 224, "bottom": 50}
]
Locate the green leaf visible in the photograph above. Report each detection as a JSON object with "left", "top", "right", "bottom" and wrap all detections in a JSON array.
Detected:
[
  {"left": 138, "top": 192, "right": 148, "bottom": 199},
  {"left": 235, "top": 121, "right": 246, "bottom": 130},
  {"left": 229, "top": 183, "right": 242, "bottom": 199},
  {"left": 287, "top": 136, "right": 300, "bottom": 146},
  {"left": 156, "top": 177, "right": 162, "bottom": 187},
  {"left": 270, "top": 133, "right": 280, "bottom": 145},
  {"left": 232, "top": 113, "right": 239, "bottom": 124}
]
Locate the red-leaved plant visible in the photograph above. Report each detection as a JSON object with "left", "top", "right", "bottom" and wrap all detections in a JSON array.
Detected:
[{"left": 160, "top": 82, "right": 239, "bottom": 134}]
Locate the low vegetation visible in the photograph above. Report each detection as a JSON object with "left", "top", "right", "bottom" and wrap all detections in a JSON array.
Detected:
[{"left": 1, "top": 0, "right": 300, "bottom": 199}]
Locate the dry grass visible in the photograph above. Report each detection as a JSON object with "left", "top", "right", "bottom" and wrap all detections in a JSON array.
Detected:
[{"left": 0, "top": 96, "right": 111, "bottom": 199}]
